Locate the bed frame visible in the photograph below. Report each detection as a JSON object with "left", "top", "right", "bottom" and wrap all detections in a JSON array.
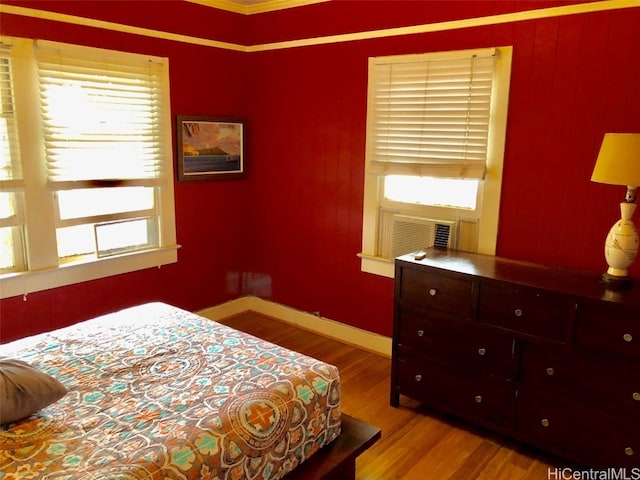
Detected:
[{"left": 287, "top": 414, "right": 381, "bottom": 480}]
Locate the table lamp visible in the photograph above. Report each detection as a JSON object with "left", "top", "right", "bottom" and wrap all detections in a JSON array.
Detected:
[{"left": 591, "top": 133, "right": 640, "bottom": 287}]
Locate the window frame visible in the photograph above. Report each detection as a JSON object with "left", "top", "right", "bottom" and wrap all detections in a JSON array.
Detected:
[
  {"left": 359, "top": 46, "right": 513, "bottom": 278},
  {"left": 0, "top": 37, "right": 178, "bottom": 299}
]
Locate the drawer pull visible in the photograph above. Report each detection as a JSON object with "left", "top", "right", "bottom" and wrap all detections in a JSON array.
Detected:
[
  {"left": 417, "top": 329, "right": 425, "bottom": 337},
  {"left": 625, "top": 447, "right": 634, "bottom": 456},
  {"left": 541, "top": 418, "right": 550, "bottom": 427},
  {"left": 546, "top": 367, "right": 555, "bottom": 376},
  {"left": 633, "top": 392, "right": 640, "bottom": 401},
  {"left": 623, "top": 333, "right": 633, "bottom": 343},
  {"left": 514, "top": 308, "right": 523, "bottom": 317},
  {"left": 428, "top": 288, "right": 438, "bottom": 297},
  {"left": 478, "top": 348, "right": 486, "bottom": 356},
  {"left": 474, "top": 395, "right": 482, "bottom": 403},
  {"left": 415, "top": 374, "right": 422, "bottom": 382}
]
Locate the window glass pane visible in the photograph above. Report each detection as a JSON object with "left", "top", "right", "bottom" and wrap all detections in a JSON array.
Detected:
[
  {"left": 0, "top": 226, "right": 18, "bottom": 269},
  {"left": 57, "top": 224, "right": 95, "bottom": 259},
  {"left": 57, "top": 187, "right": 154, "bottom": 220},
  {"left": 0, "top": 190, "right": 23, "bottom": 272},
  {"left": 96, "top": 218, "right": 156, "bottom": 257},
  {"left": 57, "top": 218, "right": 157, "bottom": 261},
  {"left": 0, "top": 191, "right": 15, "bottom": 218},
  {"left": 384, "top": 175, "right": 478, "bottom": 209},
  {"left": 0, "top": 118, "right": 13, "bottom": 180}
]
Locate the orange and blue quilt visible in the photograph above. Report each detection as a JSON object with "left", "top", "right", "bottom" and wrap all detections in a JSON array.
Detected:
[{"left": 0, "top": 302, "right": 341, "bottom": 479}]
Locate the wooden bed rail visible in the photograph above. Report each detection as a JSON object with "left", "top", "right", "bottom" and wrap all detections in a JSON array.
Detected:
[{"left": 286, "top": 414, "right": 381, "bottom": 480}]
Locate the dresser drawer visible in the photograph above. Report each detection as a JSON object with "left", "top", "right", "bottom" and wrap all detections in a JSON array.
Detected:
[
  {"left": 520, "top": 343, "right": 640, "bottom": 420},
  {"left": 395, "top": 354, "right": 515, "bottom": 429},
  {"left": 576, "top": 303, "right": 640, "bottom": 360},
  {"left": 516, "top": 389, "right": 640, "bottom": 468},
  {"left": 477, "top": 284, "right": 574, "bottom": 342},
  {"left": 399, "top": 268, "right": 473, "bottom": 318},
  {"left": 396, "top": 308, "right": 516, "bottom": 379}
]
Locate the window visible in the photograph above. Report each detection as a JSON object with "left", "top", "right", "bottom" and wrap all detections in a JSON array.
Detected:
[
  {"left": 360, "top": 47, "right": 512, "bottom": 277},
  {"left": 0, "top": 40, "right": 25, "bottom": 274},
  {"left": 0, "top": 37, "right": 177, "bottom": 299}
]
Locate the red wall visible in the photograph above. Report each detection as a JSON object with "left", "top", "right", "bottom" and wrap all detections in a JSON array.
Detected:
[
  {"left": 0, "top": 2, "right": 253, "bottom": 342},
  {"left": 244, "top": 3, "right": 640, "bottom": 336},
  {"left": 1, "top": 1, "right": 639, "bottom": 341}
]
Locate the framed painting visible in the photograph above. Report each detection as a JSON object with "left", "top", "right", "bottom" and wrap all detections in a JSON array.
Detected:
[{"left": 176, "top": 115, "right": 245, "bottom": 181}]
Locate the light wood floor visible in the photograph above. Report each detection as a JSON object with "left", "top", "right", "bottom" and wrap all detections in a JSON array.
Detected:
[{"left": 221, "top": 312, "right": 560, "bottom": 480}]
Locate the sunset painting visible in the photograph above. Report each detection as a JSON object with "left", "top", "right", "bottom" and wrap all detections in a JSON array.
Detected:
[{"left": 177, "top": 116, "right": 245, "bottom": 181}]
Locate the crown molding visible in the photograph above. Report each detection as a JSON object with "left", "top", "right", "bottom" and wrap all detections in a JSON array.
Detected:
[
  {"left": 245, "top": 0, "right": 640, "bottom": 52},
  {"left": 185, "top": 0, "right": 329, "bottom": 15},
  {"left": 0, "top": 4, "right": 247, "bottom": 51},
  {"left": 1, "top": 1, "right": 638, "bottom": 53}
]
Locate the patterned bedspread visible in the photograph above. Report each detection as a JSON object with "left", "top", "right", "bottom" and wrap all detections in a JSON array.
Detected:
[{"left": 0, "top": 302, "right": 341, "bottom": 479}]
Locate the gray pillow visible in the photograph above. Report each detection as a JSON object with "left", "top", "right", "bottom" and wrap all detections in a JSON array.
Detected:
[{"left": 0, "top": 358, "right": 68, "bottom": 425}]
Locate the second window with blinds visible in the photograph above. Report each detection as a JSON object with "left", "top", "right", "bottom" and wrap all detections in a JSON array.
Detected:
[{"left": 360, "top": 47, "right": 513, "bottom": 277}]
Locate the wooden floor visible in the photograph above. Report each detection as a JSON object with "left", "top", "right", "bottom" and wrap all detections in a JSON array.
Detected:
[{"left": 220, "top": 312, "right": 559, "bottom": 480}]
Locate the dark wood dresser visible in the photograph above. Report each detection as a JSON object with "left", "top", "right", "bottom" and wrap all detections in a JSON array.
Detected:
[{"left": 391, "top": 248, "right": 640, "bottom": 468}]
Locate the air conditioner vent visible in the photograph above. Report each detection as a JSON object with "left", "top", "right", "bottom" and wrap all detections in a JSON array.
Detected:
[
  {"left": 393, "top": 219, "right": 435, "bottom": 259},
  {"left": 434, "top": 224, "right": 451, "bottom": 248},
  {"left": 378, "top": 213, "right": 458, "bottom": 259}
]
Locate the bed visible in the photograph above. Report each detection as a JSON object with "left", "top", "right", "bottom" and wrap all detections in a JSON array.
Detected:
[{"left": 0, "top": 302, "right": 378, "bottom": 479}]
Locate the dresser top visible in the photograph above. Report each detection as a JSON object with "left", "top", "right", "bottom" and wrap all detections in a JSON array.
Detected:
[{"left": 396, "top": 248, "right": 640, "bottom": 308}]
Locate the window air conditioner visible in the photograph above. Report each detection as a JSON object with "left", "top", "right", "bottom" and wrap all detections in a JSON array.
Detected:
[{"left": 378, "top": 212, "right": 478, "bottom": 259}]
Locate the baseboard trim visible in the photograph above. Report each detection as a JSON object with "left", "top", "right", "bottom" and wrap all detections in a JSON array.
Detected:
[{"left": 197, "top": 296, "right": 392, "bottom": 357}]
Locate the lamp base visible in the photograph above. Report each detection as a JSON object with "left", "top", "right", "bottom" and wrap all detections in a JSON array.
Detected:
[
  {"left": 601, "top": 271, "right": 632, "bottom": 289},
  {"left": 601, "top": 202, "right": 638, "bottom": 290}
]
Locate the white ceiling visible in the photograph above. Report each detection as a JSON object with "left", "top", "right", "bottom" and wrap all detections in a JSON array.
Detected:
[
  {"left": 186, "top": 0, "right": 328, "bottom": 14},
  {"left": 226, "top": 0, "right": 275, "bottom": 4}
]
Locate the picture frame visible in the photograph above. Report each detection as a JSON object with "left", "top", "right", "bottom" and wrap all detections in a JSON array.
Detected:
[{"left": 176, "top": 115, "right": 245, "bottom": 181}]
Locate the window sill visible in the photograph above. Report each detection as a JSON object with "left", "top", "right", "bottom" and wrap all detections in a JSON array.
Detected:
[
  {"left": 0, "top": 245, "right": 180, "bottom": 300},
  {"left": 358, "top": 253, "right": 394, "bottom": 278}
]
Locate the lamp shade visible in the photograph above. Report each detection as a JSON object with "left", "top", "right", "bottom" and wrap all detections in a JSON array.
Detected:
[{"left": 591, "top": 133, "right": 640, "bottom": 187}]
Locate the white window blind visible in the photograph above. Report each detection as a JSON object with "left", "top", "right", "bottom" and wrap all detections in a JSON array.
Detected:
[
  {"left": 36, "top": 41, "right": 166, "bottom": 189},
  {"left": 0, "top": 41, "right": 21, "bottom": 186},
  {"left": 0, "top": 40, "right": 25, "bottom": 272},
  {"left": 368, "top": 48, "right": 496, "bottom": 179}
]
